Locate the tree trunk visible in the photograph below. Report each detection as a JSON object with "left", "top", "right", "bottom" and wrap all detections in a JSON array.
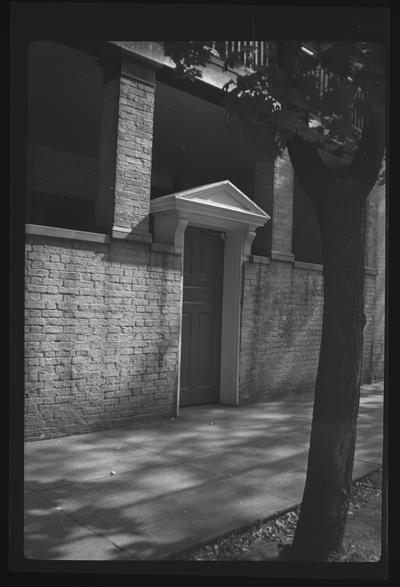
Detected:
[{"left": 288, "top": 184, "right": 367, "bottom": 561}]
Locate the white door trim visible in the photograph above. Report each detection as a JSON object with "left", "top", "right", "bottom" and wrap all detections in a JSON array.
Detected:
[{"left": 150, "top": 181, "right": 270, "bottom": 410}]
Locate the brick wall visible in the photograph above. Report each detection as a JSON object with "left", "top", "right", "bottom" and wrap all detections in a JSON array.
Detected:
[
  {"left": 239, "top": 260, "right": 323, "bottom": 401},
  {"left": 252, "top": 151, "right": 274, "bottom": 256},
  {"left": 362, "top": 179, "right": 385, "bottom": 383},
  {"left": 364, "top": 184, "right": 379, "bottom": 269},
  {"left": 113, "top": 75, "right": 155, "bottom": 232},
  {"left": 372, "top": 185, "right": 385, "bottom": 380},
  {"left": 95, "top": 71, "right": 120, "bottom": 232},
  {"left": 271, "top": 151, "right": 294, "bottom": 257},
  {"left": 239, "top": 258, "right": 380, "bottom": 402},
  {"left": 95, "top": 57, "right": 156, "bottom": 234},
  {"left": 24, "top": 234, "right": 182, "bottom": 440},
  {"left": 362, "top": 272, "right": 378, "bottom": 383}
]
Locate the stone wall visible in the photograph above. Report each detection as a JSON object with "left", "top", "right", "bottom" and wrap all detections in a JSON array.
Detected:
[{"left": 24, "top": 233, "right": 182, "bottom": 440}]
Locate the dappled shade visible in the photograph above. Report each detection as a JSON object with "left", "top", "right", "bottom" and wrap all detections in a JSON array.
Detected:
[{"left": 24, "top": 384, "right": 383, "bottom": 560}]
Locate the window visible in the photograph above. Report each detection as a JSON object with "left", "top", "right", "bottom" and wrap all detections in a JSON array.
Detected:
[{"left": 26, "top": 41, "right": 103, "bottom": 231}]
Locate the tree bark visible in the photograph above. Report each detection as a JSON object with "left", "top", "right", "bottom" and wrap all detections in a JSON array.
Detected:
[
  {"left": 271, "top": 41, "right": 384, "bottom": 563},
  {"left": 288, "top": 182, "right": 367, "bottom": 561}
]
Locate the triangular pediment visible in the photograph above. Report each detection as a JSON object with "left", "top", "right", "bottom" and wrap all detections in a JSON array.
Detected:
[
  {"left": 151, "top": 180, "right": 269, "bottom": 222},
  {"left": 176, "top": 181, "right": 266, "bottom": 214}
]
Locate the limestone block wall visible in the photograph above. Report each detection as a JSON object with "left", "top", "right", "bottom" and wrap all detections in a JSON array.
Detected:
[{"left": 24, "top": 234, "right": 182, "bottom": 440}]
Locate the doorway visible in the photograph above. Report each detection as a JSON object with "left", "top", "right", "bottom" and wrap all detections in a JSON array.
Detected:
[
  {"left": 150, "top": 179, "right": 270, "bottom": 411},
  {"left": 180, "top": 226, "right": 224, "bottom": 406}
]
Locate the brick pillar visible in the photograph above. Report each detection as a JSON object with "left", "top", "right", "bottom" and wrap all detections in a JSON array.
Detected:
[
  {"left": 95, "top": 49, "right": 156, "bottom": 241},
  {"left": 271, "top": 150, "right": 295, "bottom": 262},
  {"left": 364, "top": 183, "right": 380, "bottom": 269},
  {"left": 95, "top": 55, "right": 120, "bottom": 233},
  {"left": 251, "top": 146, "right": 274, "bottom": 256},
  {"left": 372, "top": 182, "right": 386, "bottom": 380}
]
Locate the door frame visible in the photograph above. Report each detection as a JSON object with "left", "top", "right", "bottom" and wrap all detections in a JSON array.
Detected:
[
  {"left": 180, "top": 225, "right": 224, "bottom": 406},
  {"left": 150, "top": 181, "right": 270, "bottom": 413}
]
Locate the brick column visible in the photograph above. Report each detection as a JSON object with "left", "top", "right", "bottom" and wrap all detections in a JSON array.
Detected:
[
  {"left": 95, "top": 54, "right": 120, "bottom": 233},
  {"left": 372, "top": 183, "right": 386, "bottom": 380},
  {"left": 271, "top": 150, "right": 295, "bottom": 262},
  {"left": 364, "top": 183, "right": 380, "bottom": 270},
  {"left": 95, "top": 49, "right": 156, "bottom": 241},
  {"left": 251, "top": 146, "right": 274, "bottom": 256},
  {"left": 362, "top": 179, "right": 385, "bottom": 382}
]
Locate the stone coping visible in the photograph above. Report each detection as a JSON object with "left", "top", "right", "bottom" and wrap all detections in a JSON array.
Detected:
[
  {"left": 25, "top": 224, "right": 111, "bottom": 244},
  {"left": 25, "top": 224, "right": 183, "bottom": 255},
  {"left": 26, "top": 223, "right": 153, "bottom": 245},
  {"left": 294, "top": 260, "right": 323, "bottom": 272},
  {"left": 150, "top": 243, "right": 182, "bottom": 256},
  {"left": 248, "top": 255, "right": 323, "bottom": 272},
  {"left": 25, "top": 225, "right": 380, "bottom": 272},
  {"left": 111, "top": 226, "right": 152, "bottom": 243},
  {"left": 248, "top": 255, "right": 271, "bottom": 265},
  {"left": 271, "top": 250, "right": 295, "bottom": 263},
  {"left": 248, "top": 256, "right": 376, "bottom": 276}
]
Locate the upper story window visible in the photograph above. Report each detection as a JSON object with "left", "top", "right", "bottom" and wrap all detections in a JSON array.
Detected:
[{"left": 26, "top": 41, "right": 103, "bottom": 231}]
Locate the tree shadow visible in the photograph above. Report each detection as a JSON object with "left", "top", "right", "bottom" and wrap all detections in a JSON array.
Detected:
[{"left": 24, "top": 385, "right": 383, "bottom": 561}]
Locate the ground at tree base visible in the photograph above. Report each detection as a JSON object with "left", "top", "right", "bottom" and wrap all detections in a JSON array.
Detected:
[{"left": 178, "top": 469, "right": 383, "bottom": 562}]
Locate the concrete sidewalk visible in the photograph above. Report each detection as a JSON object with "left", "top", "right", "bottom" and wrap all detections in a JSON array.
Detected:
[{"left": 24, "top": 382, "right": 384, "bottom": 561}]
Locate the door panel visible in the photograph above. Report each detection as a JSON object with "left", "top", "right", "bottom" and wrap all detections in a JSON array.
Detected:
[
  {"left": 180, "top": 226, "right": 224, "bottom": 406},
  {"left": 197, "top": 312, "right": 216, "bottom": 385}
]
